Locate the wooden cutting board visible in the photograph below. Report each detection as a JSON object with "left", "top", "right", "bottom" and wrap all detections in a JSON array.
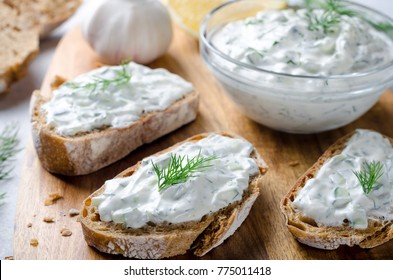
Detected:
[{"left": 13, "top": 26, "right": 393, "bottom": 260}]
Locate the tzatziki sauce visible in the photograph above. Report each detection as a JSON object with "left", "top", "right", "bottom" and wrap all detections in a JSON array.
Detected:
[
  {"left": 92, "top": 134, "right": 259, "bottom": 229},
  {"left": 42, "top": 62, "right": 193, "bottom": 136},
  {"left": 212, "top": 9, "right": 393, "bottom": 76},
  {"left": 203, "top": 6, "right": 393, "bottom": 133},
  {"left": 293, "top": 129, "right": 393, "bottom": 229}
]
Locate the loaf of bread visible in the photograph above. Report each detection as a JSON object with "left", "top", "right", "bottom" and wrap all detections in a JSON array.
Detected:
[
  {"left": 0, "top": 2, "right": 39, "bottom": 94},
  {"left": 0, "top": 0, "right": 81, "bottom": 94},
  {"left": 4, "top": 0, "right": 82, "bottom": 37},
  {"left": 31, "top": 63, "right": 199, "bottom": 175},
  {"left": 80, "top": 133, "right": 268, "bottom": 259},
  {"left": 281, "top": 129, "right": 393, "bottom": 249}
]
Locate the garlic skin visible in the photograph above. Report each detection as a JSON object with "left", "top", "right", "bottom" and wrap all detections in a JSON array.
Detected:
[{"left": 82, "top": 0, "right": 173, "bottom": 65}]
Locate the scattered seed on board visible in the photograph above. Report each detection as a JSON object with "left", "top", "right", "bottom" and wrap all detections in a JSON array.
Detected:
[
  {"left": 68, "top": 208, "right": 80, "bottom": 217},
  {"left": 289, "top": 161, "right": 300, "bottom": 167},
  {"left": 61, "top": 228, "right": 72, "bottom": 237},
  {"left": 44, "top": 192, "right": 63, "bottom": 206}
]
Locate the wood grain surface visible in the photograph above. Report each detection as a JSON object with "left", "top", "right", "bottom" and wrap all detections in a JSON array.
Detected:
[{"left": 13, "top": 26, "right": 393, "bottom": 260}]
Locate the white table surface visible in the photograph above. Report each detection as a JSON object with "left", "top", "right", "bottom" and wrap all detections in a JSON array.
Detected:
[{"left": 0, "top": 0, "right": 392, "bottom": 259}]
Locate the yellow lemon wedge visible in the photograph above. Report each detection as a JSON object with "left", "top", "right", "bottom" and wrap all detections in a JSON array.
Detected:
[{"left": 163, "top": 0, "right": 288, "bottom": 38}]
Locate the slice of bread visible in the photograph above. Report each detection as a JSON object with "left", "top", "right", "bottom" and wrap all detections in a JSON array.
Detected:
[
  {"left": 0, "top": 2, "right": 39, "bottom": 94},
  {"left": 80, "top": 133, "right": 268, "bottom": 259},
  {"left": 280, "top": 130, "right": 393, "bottom": 250},
  {"left": 31, "top": 74, "right": 199, "bottom": 175},
  {"left": 0, "top": 0, "right": 81, "bottom": 94},
  {"left": 4, "top": 0, "right": 82, "bottom": 37}
]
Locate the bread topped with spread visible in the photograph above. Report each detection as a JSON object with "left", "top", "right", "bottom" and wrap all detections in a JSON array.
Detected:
[
  {"left": 80, "top": 132, "right": 268, "bottom": 259},
  {"left": 281, "top": 129, "right": 393, "bottom": 249},
  {"left": 31, "top": 62, "right": 199, "bottom": 175}
]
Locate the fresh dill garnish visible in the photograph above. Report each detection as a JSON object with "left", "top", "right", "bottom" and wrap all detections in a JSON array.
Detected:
[
  {"left": 0, "top": 192, "right": 6, "bottom": 207},
  {"left": 353, "top": 161, "right": 384, "bottom": 194},
  {"left": 305, "top": 9, "right": 341, "bottom": 34},
  {"left": 66, "top": 64, "right": 131, "bottom": 92},
  {"left": 152, "top": 150, "right": 216, "bottom": 192},
  {"left": 287, "top": 59, "right": 297, "bottom": 65},
  {"left": 0, "top": 124, "right": 21, "bottom": 181},
  {"left": 304, "top": 0, "right": 393, "bottom": 35},
  {"left": 367, "top": 21, "right": 393, "bottom": 32},
  {"left": 248, "top": 47, "right": 265, "bottom": 57}
]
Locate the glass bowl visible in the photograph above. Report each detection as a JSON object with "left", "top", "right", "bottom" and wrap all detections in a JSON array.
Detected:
[{"left": 200, "top": 0, "right": 393, "bottom": 134}]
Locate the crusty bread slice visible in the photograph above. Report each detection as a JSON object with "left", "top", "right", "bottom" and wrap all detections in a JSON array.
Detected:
[
  {"left": 30, "top": 76, "right": 199, "bottom": 176},
  {"left": 280, "top": 130, "right": 393, "bottom": 250},
  {"left": 80, "top": 133, "right": 268, "bottom": 259},
  {"left": 0, "top": 0, "right": 81, "bottom": 94},
  {"left": 4, "top": 0, "right": 82, "bottom": 37},
  {"left": 0, "top": 2, "right": 39, "bottom": 94}
]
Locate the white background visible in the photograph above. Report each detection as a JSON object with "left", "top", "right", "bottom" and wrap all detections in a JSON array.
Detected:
[{"left": 0, "top": 0, "right": 392, "bottom": 259}]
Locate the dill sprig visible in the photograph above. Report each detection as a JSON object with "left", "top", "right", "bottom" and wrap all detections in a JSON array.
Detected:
[
  {"left": 353, "top": 161, "right": 384, "bottom": 194},
  {"left": 0, "top": 192, "right": 6, "bottom": 207},
  {"left": 66, "top": 64, "right": 131, "bottom": 92},
  {"left": 305, "top": 9, "right": 341, "bottom": 34},
  {"left": 304, "top": 0, "right": 393, "bottom": 34},
  {"left": 152, "top": 150, "right": 216, "bottom": 192},
  {"left": 0, "top": 124, "right": 21, "bottom": 181}
]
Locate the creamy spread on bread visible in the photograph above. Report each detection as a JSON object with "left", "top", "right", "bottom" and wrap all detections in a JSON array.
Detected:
[
  {"left": 42, "top": 62, "right": 193, "bottom": 136},
  {"left": 91, "top": 134, "right": 259, "bottom": 228},
  {"left": 293, "top": 129, "right": 393, "bottom": 229}
]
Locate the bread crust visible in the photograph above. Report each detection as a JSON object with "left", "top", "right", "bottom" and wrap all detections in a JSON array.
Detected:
[
  {"left": 31, "top": 86, "right": 200, "bottom": 175},
  {"left": 280, "top": 130, "right": 393, "bottom": 250},
  {"left": 80, "top": 133, "right": 268, "bottom": 259}
]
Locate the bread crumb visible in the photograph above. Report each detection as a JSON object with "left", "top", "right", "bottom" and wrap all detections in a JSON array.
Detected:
[
  {"left": 43, "top": 217, "right": 55, "bottom": 223},
  {"left": 69, "top": 208, "right": 80, "bottom": 217},
  {"left": 61, "top": 228, "right": 72, "bottom": 237},
  {"left": 44, "top": 192, "right": 63, "bottom": 206},
  {"left": 27, "top": 223, "right": 32, "bottom": 228},
  {"left": 289, "top": 161, "right": 300, "bottom": 167},
  {"left": 4, "top": 256, "right": 14, "bottom": 260},
  {"left": 50, "top": 75, "right": 67, "bottom": 91},
  {"left": 30, "top": 239, "right": 39, "bottom": 247}
]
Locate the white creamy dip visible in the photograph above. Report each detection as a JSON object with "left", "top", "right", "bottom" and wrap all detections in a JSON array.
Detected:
[
  {"left": 202, "top": 6, "right": 393, "bottom": 133},
  {"left": 91, "top": 134, "right": 259, "bottom": 228},
  {"left": 212, "top": 9, "right": 393, "bottom": 76},
  {"left": 42, "top": 62, "right": 193, "bottom": 136},
  {"left": 293, "top": 129, "right": 393, "bottom": 229}
]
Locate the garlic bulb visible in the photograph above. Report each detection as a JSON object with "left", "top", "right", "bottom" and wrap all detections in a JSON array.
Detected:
[{"left": 82, "top": 0, "right": 173, "bottom": 65}]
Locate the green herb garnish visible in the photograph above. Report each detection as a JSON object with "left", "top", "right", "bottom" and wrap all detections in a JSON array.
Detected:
[
  {"left": 66, "top": 64, "right": 131, "bottom": 92},
  {"left": 353, "top": 161, "right": 384, "bottom": 194},
  {"left": 367, "top": 21, "right": 393, "bottom": 32},
  {"left": 0, "top": 124, "right": 21, "bottom": 181},
  {"left": 305, "top": 8, "right": 341, "bottom": 34},
  {"left": 304, "top": 0, "right": 393, "bottom": 35},
  {"left": 287, "top": 59, "right": 297, "bottom": 65},
  {"left": 152, "top": 150, "right": 216, "bottom": 192},
  {"left": 0, "top": 192, "right": 6, "bottom": 207}
]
